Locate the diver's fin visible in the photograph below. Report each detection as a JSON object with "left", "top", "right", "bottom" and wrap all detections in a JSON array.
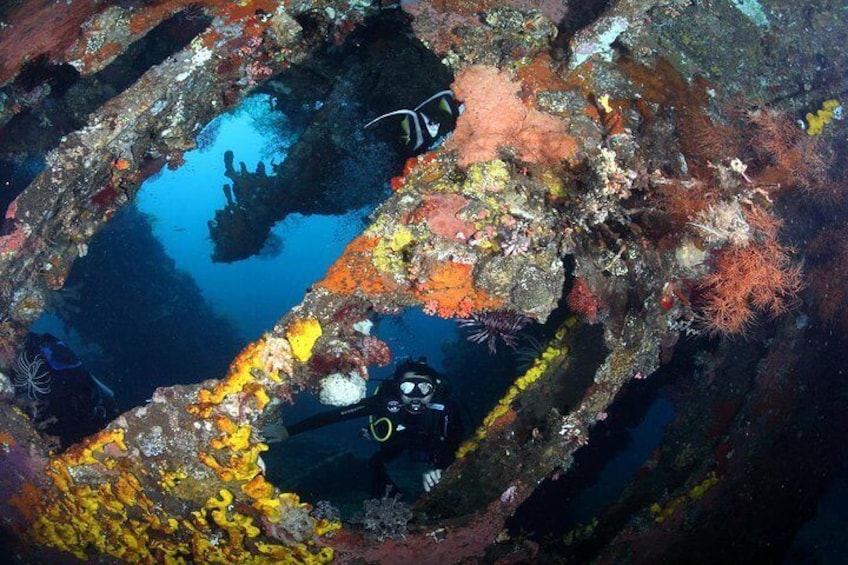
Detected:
[
  {"left": 363, "top": 108, "right": 419, "bottom": 129},
  {"left": 90, "top": 374, "right": 116, "bottom": 399},
  {"left": 414, "top": 89, "right": 455, "bottom": 113},
  {"left": 400, "top": 116, "right": 411, "bottom": 144},
  {"left": 439, "top": 97, "right": 452, "bottom": 114}
]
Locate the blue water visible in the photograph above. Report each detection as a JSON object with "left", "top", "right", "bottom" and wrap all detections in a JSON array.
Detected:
[
  {"left": 372, "top": 309, "right": 458, "bottom": 375},
  {"left": 133, "top": 92, "right": 460, "bottom": 351},
  {"left": 34, "top": 92, "right": 462, "bottom": 402},
  {"left": 134, "top": 94, "right": 368, "bottom": 340},
  {"left": 787, "top": 478, "right": 848, "bottom": 564},
  {"left": 565, "top": 396, "right": 676, "bottom": 525}
]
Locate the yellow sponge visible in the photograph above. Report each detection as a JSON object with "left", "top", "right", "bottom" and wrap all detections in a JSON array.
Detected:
[{"left": 806, "top": 99, "right": 841, "bottom": 135}]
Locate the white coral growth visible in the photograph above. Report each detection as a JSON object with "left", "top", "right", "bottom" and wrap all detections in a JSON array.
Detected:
[
  {"left": 318, "top": 372, "right": 367, "bottom": 406},
  {"left": 689, "top": 200, "right": 751, "bottom": 247}
]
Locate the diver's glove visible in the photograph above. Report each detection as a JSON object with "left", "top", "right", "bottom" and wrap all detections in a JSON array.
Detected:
[
  {"left": 261, "top": 423, "right": 290, "bottom": 443},
  {"left": 422, "top": 469, "right": 443, "bottom": 492}
]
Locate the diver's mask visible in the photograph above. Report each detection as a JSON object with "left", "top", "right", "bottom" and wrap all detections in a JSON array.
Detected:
[{"left": 398, "top": 372, "right": 435, "bottom": 413}]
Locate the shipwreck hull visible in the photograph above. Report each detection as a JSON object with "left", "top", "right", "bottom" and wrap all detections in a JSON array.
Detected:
[{"left": 1, "top": 0, "right": 846, "bottom": 563}]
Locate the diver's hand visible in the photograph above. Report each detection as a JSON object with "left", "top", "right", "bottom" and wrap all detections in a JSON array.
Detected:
[
  {"left": 422, "top": 469, "right": 443, "bottom": 492},
  {"left": 261, "top": 423, "right": 290, "bottom": 443}
]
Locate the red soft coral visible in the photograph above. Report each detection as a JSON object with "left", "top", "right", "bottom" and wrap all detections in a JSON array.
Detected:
[
  {"left": 697, "top": 208, "right": 803, "bottom": 336},
  {"left": 567, "top": 277, "right": 605, "bottom": 324},
  {"left": 446, "top": 65, "right": 577, "bottom": 168}
]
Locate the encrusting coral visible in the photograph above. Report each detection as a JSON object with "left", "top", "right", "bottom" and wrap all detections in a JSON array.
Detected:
[
  {"left": 4, "top": 326, "right": 344, "bottom": 564},
  {"left": 318, "top": 155, "right": 565, "bottom": 321},
  {"left": 285, "top": 317, "right": 323, "bottom": 363}
]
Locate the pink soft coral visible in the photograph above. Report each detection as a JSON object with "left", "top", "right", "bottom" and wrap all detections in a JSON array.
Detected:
[{"left": 446, "top": 65, "right": 577, "bottom": 168}]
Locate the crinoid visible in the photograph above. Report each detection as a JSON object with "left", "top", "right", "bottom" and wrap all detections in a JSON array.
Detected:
[
  {"left": 12, "top": 351, "right": 51, "bottom": 399},
  {"left": 457, "top": 310, "right": 533, "bottom": 354}
]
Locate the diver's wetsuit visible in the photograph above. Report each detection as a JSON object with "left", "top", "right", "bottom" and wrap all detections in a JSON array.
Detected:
[
  {"left": 284, "top": 380, "right": 464, "bottom": 497},
  {"left": 21, "top": 333, "right": 119, "bottom": 448}
]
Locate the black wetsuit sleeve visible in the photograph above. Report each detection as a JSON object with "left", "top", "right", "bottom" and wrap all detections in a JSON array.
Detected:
[
  {"left": 433, "top": 399, "right": 465, "bottom": 468},
  {"left": 285, "top": 395, "right": 382, "bottom": 437}
]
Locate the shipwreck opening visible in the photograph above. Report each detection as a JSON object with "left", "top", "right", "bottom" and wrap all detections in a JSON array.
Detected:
[
  {"left": 30, "top": 89, "right": 367, "bottom": 412},
  {"left": 207, "top": 15, "right": 455, "bottom": 262},
  {"left": 264, "top": 303, "right": 576, "bottom": 517},
  {"left": 264, "top": 278, "right": 585, "bottom": 519},
  {"left": 264, "top": 309, "right": 461, "bottom": 513},
  {"left": 505, "top": 335, "right": 688, "bottom": 542},
  {"left": 18, "top": 14, "right": 460, "bottom": 445}
]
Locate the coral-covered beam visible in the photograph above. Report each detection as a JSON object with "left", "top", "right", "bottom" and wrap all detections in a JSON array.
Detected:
[{"left": 0, "top": 2, "right": 332, "bottom": 359}]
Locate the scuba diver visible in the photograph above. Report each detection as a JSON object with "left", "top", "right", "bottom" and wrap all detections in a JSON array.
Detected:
[
  {"left": 11, "top": 332, "right": 118, "bottom": 448},
  {"left": 263, "top": 359, "right": 464, "bottom": 497}
]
